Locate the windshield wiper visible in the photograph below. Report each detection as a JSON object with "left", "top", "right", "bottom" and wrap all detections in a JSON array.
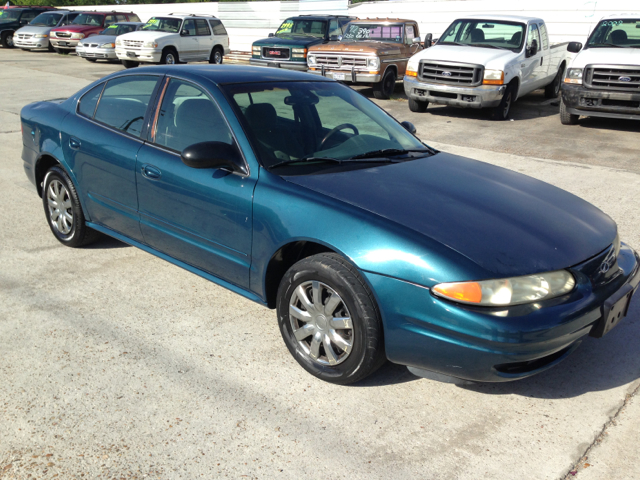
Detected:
[
  {"left": 589, "top": 43, "right": 625, "bottom": 48},
  {"left": 348, "top": 148, "right": 433, "bottom": 160},
  {"left": 269, "top": 156, "right": 343, "bottom": 169}
]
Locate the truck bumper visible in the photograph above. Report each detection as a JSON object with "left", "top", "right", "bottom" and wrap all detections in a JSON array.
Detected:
[
  {"left": 561, "top": 83, "right": 640, "bottom": 120},
  {"left": 404, "top": 75, "right": 506, "bottom": 109},
  {"left": 115, "top": 49, "right": 162, "bottom": 63},
  {"left": 308, "top": 67, "right": 382, "bottom": 84},
  {"left": 249, "top": 58, "right": 307, "bottom": 71}
]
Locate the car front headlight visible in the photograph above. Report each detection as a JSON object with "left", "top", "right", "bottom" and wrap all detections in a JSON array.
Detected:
[
  {"left": 143, "top": 41, "right": 158, "bottom": 48},
  {"left": 292, "top": 47, "right": 307, "bottom": 58},
  {"left": 307, "top": 54, "right": 316, "bottom": 65},
  {"left": 70, "top": 33, "right": 85, "bottom": 39},
  {"left": 366, "top": 57, "right": 380, "bottom": 69},
  {"left": 432, "top": 270, "right": 576, "bottom": 306},
  {"left": 252, "top": 45, "right": 261, "bottom": 52},
  {"left": 100, "top": 43, "right": 115, "bottom": 49},
  {"left": 565, "top": 68, "right": 583, "bottom": 85},
  {"left": 483, "top": 69, "right": 505, "bottom": 85},
  {"left": 34, "top": 34, "right": 48, "bottom": 38}
]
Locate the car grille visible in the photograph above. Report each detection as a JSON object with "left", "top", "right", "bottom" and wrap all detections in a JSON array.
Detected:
[
  {"left": 82, "top": 43, "right": 98, "bottom": 48},
  {"left": 54, "top": 32, "right": 71, "bottom": 38},
  {"left": 419, "top": 61, "right": 483, "bottom": 86},
  {"left": 585, "top": 65, "right": 640, "bottom": 92},
  {"left": 262, "top": 47, "right": 289, "bottom": 60},
  {"left": 123, "top": 39, "right": 143, "bottom": 49},
  {"left": 313, "top": 55, "right": 368, "bottom": 69},
  {"left": 16, "top": 34, "right": 33, "bottom": 40}
]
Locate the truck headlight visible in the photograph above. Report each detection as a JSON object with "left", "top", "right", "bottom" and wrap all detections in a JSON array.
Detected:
[
  {"left": 307, "top": 54, "right": 316, "bottom": 65},
  {"left": 252, "top": 45, "right": 261, "bottom": 52},
  {"left": 565, "top": 68, "right": 583, "bottom": 85},
  {"left": 292, "top": 47, "right": 307, "bottom": 58},
  {"left": 100, "top": 43, "right": 115, "bottom": 49},
  {"left": 115, "top": 39, "right": 122, "bottom": 46},
  {"left": 483, "top": 69, "right": 504, "bottom": 85},
  {"left": 34, "top": 34, "right": 48, "bottom": 38},
  {"left": 143, "top": 41, "right": 158, "bottom": 48},
  {"left": 70, "top": 33, "right": 85, "bottom": 39},
  {"left": 432, "top": 270, "right": 575, "bottom": 306},
  {"left": 406, "top": 59, "right": 419, "bottom": 77},
  {"left": 367, "top": 57, "right": 380, "bottom": 69}
]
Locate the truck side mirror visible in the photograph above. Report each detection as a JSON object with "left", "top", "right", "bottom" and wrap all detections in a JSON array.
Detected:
[
  {"left": 412, "top": 36, "right": 421, "bottom": 45},
  {"left": 268, "top": 32, "right": 275, "bottom": 38},
  {"left": 567, "top": 41, "right": 583, "bottom": 53},
  {"left": 425, "top": 33, "right": 433, "bottom": 46}
]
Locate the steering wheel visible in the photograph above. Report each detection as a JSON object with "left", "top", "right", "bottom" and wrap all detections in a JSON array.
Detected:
[{"left": 318, "top": 123, "right": 359, "bottom": 150}]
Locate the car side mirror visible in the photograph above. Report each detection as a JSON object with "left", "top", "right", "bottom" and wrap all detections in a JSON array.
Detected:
[
  {"left": 411, "top": 36, "right": 421, "bottom": 45},
  {"left": 425, "top": 33, "right": 433, "bottom": 46},
  {"left": 268, "top": 32, "right": 275, "bottom": 38},
  {"left": 401, "top": 121, "right": 416, "bottom": 134},
  {"left": 181, "top": 141, "right": 247, "bottom": 175},
  {"left": 181, "top": 29, "right": 188, "bottom": 36},
  {"left": 527, "top": 39, "right": 538, "bottom": 57},
  {"left": 567, "top": 41, "right": 583, "bottom": 53}
]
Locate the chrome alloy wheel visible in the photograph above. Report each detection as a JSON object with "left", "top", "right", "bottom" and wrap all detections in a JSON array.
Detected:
[
  {"left": 166, "top": 53, "right": 175, "bottom": 64},
  {"left": 46, "top": 179, "right": 73, "bottom": 235},
  {"left": 289, "top": 281, "right": 354, "bottom": 366},
  {"left": 214, "top": 50, "right": 222, "bottom": 64}
]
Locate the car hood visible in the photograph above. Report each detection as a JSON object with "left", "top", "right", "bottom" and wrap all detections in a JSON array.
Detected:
[
  {"left": 283, "top": 153, "right": 616, "bottom": 278},
  {"left": 416, "top": 44, "right": 517, "bottom": 68},
  {"left": 253, "top": 35, "right": 323, "bottom": 48},
  {"left": 51, "top": 25, "right": 98, "bottom": 33},
  {"left": 570, "top": 47, "right": 640, "bottom": 69},
  {"left": 117, "top": 31, "right": 175, "bottom": 42},
  {"left": 310, "top": 40, "right": 403, "bottom": 55},
  {"left": 79, "top": 34, "right": 116, "bottom": 44},
  {"left": 16, "top": 25, "right": 55, "bottom": 35}
]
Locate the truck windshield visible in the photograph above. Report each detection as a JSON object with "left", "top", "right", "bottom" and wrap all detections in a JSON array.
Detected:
[
  {"left": 29, "top": 12, "right": 62, "bottom": 27},
  {"left": 0, "top": 10, "right": 21, "bottom": 23},
  {"left": 586, "top": 19, "right": 640, "bottom": 48},
  {"left": 343, "top": 23, "right": 404, "bottom": 43},
  {"left": 141, "top": 17, "right": 182, "bottom": 33},
  {"left": 438, "top": 19, "right": 525, "bottom": 50},
  {"left": 72, "top": 14, "right": 104, "bottom": 26},
  {"left": 276, "top": 18, "right": 327, "bottom": 38}
]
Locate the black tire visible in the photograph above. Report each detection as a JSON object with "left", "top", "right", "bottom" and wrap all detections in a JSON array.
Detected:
[
  {"left": 276, "top": 253, "right": 386, "bottom": 385},
  {"left": 560, "top": 98, "right": 579, "bottom": 125},
  {"left": 1, "top": 31, "right": 14, "bottom": 48},
  {"left": 409, "top": 98, "right": 428, "bottom": 113},
  {"left": 122, "top": 60, "right": 139, "bottom": 69},
  {"left": 48, "top": 42, "right": 55, "bottom": 52},
  {"left": 491, "top": 82, "right": 515, "bottom": 120},
  {"left": 55, "top": 48, "right": 68, "bottom": 55},
  {"left": 373, "top": 68, "right": 397, "bottom": 100},
  {"left": 42, "top": 166, "right": 100, "bottom": 248},
  {"left": 209, "top": 46, "right": 223, "bottom": 64},
  {"left": 85, "top": 58, "right": 97, "bottom": 62},
  {"left": 545, "top": 64, "right": 565, "bottom": 98},
  {"left": 159, "top": 48, "right": 179, "bottom": 65}
]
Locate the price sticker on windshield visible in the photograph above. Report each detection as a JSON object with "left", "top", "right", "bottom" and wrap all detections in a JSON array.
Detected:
[
  {"left": 147, "top": 18, "right": 159, "bottom": 26},
  {"left": 277, "top": 21, "right": 293, "bottom": 33}
]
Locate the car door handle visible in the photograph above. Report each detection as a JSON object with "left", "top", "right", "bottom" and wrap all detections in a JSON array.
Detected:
[
  {"left": 69, "top": 137, "right": 81, "bottom": 150},
  {"left": 141, "top": 164, "right": 162, "bottom": 179}
]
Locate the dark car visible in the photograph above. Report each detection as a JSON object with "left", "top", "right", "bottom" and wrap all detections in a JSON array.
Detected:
[
  {"left": 49, "top": 10, "right": 140, "bottom": 53},
  {"left": 250, "top": 14, "right": 355, "bottom": 70},
  {"left": 20, "top": 66, "right": 639, "bottom": 385},
  {"left": 0, "top": 5, "right": 56, "bottom": 48}
]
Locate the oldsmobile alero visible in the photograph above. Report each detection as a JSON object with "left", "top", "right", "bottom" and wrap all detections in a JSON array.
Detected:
[{"left": 20, "top": 65, "right": 639, "bottom": 385}]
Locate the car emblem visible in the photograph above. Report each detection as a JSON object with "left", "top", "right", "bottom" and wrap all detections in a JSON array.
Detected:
[
  {"left": 269, "top": 50, "right": 281, "bottom": 55},
  {"left": 598, "top": 247, "right": 617, "bottom": 275},
  {"left": 442, "top": 71, "right": 452, "bottom": 77},
  {"left": 619, "top": 76, "right": 632, "bottom": 82}
]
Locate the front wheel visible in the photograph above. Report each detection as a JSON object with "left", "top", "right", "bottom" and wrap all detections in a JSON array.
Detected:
[
  {"left": 160, "top": 48, "right": 178, "bottom": 65},
  {"left": 1, "top": 31, "right": 14, "bottom": 48},
  {"left": 373, "top": 69, "right": 397, "bottom": 100},
  {"left": 122, "top": 60, "right": 139, "bottom": 69},
  {"left": 42, "top": 166, "right": 100, "bottom": 248},
  {"left": 209, "top": 46, "right": 223, "bottom": 64},
  {"left": 559, "top": 99, "right": 579, "bottom": 125},
  {"left": 409, "top": 98, "right": 428, "bottom": 113},
  {"left": 545, "top": 64, "right": 565, "bottom": 98},
  {"left": 276, "top": 253, "right": 386, "bottom": 385},
  {"left": 491, "top": 82, "right": 515, "bottom": 120}
]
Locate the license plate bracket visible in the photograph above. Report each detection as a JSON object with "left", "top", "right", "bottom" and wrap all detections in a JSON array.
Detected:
[
  {"left": 126, "top": 51, "right": 136, "bottom": 58},
  {"left": 590, "top": 284, "right": 634, "bottom": 338},
  {"left": 333, "top": 72, "right": 345, "bottom": 81},
  {"left": 58, "top": 41, "right": 67, "bottom": 46}
]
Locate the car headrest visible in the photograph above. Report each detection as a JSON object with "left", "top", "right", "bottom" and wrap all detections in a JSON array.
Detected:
[
  {"left": 244, "top": 103, "right": 277, "bottom": 131},
  {"left": 470, "top": 29, "right": 485, "bottom": 43}
]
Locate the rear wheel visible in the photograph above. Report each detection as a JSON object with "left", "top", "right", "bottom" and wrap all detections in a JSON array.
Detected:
[
  {"left": 122, "top": 60, "right": 139, "bottom": 69},
  {"left": 559, "top": 99, "right": 579, "bottom": 125},
  {"left": 409, "top": 98, "right": 428, "bottom": 113},
  {"left": 373, "top": 68, "right": 397, "bottom": 99},
  {"left": 491, "top": 82, "right": 515, "bottom": 120},
  {"left": 1, "top": 31, "right": 14, "bottom": 48},
  {"left": 209, "top": 46, "right": 223, "bottom": 64},
  {"left": 160, "top": 48, "right": 178, "bottom": 65},
  {"left": 545, "top": 64, "right": 565, "bottom": 98}
]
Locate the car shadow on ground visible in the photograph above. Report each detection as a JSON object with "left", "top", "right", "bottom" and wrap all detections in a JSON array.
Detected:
[
  {"left": 85, "top": 235, "right": 131, "bottom": 249},
  {"left": 574, "top": 116, "right": 640, "bottom": 133}
]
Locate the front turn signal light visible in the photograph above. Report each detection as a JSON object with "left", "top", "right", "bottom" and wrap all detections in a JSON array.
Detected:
[{"left": 406, "top": 68, "right": 417, "bottom": 77}]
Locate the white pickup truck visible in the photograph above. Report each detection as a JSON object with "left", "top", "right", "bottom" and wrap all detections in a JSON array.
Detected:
[
  {"left": 560, "top": 14, "right": 640, "bottom": 125},
  {"left": 404, "top": 15, "right": 573, "bottom": 120}
]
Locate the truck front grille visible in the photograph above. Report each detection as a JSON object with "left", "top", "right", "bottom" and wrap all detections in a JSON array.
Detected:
[
  {"left": 419, "top": 61, "right": 483, "bottom": 86},
  {"left": 585, "top": 65, "right": 640, "bottom": 92},
  {"left": 123, "top": 40, "right": 143, "bottom": 49},
  {"left": 314, "top": 55, "right": 368, "bottom": 69},
  {"left": 54, "top": 32, "right": 71, "bottom": 38},
  {"left": 262, "top": 47, "right": 289, "bottom": 60}
]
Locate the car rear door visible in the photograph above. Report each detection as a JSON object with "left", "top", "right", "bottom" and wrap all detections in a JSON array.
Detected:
[
  {"left": 195, "top": 18, "right": 213, "bottom": 59},
  {"left": 61, "top": 74, "right": 162, "bottom": 241}
]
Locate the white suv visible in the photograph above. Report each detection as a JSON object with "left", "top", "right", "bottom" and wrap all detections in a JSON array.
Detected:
[{"left": 115, "top": 13, "right": 229, "bottom": 68}]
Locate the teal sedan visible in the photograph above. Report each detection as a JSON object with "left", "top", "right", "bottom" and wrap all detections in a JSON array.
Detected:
[{"left": 20, "top": 66, "right": 639, "bottom": 385}]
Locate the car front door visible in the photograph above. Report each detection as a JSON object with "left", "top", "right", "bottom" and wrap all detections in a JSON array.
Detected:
[
  {"left": 135, "top": 77, "right": 256, "bottom": 288},
  {"left": 60, "top": 75, "right": 161, "bottom": 241},
  {"left": 178, "top": 19, "right": 198, "bottom": 60},
  {"left": 520, "top": 23, "right": 545, "bottom": 96}
]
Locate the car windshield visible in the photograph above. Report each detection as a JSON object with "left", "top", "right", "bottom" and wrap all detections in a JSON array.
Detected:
[
  {"left": 29, "top": 12, "right": 62, "bottom": 27},
  {"left": 276, "top": 18, "right": 327, "bottom": 38},
  {"left": 141, "top": 17, "right": 182, "bottom": 33},
  {"left": 342, "top": 23, "right": 404, "bottom": 43},
  {"left": 438, "top": 19, "right": 525, "bottom": 50},
  {"left": 223, "top": 81, "right": 430, "bottom": 173},
  {"left": 586, "top": 19, "right": 640, "bottom": 47},
  {"left": 0, "top": 10, "right": 21, "bottom": 23},
  {"left": 100, "top": 24, "right": 136, "bottom": 36},
  {"left": 72, "top": 14, "right": 104, "bottom": 26}
]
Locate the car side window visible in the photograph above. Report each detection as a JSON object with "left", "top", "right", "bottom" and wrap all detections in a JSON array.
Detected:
[
  {"left": 116, "top": 15, "right": 127, "bottom": 23},
  {"left": 154, "top": 79, "right": 233, "bottom": 153},
  {"left": 195, "top": 19, "right": 211, "bottom": 36},
  {"left": 21, "top": 11, "right": 38, "bottom": 23},
  {"left": 77, "top": 83, "right": 105, "bottom": 119},
  {"left": 328, "top": 19, "right": 341, "bottom": 38},
  {"left": 93, "top": 76, "right": 158, "bottom": 138},
  {"left": 405, "top": 24, "right": 415, "bottom": 43},
  {"left": 182, "top": 19, "right": 196, "bottom": 36},
  {"left": 527, "top": 23, "right": 541, "bottom": 53},
  {"left": 209, "top": 19, "right": 227, "bottom": 36},
  {"left": 539, "top": 23, "right": 549, "bottom": 50},
  {"left": 128, "top": 14, "right": 141, "bottom": 22},
  {"left": 104, "top": 15, "right": 116, "bottom": 27}
]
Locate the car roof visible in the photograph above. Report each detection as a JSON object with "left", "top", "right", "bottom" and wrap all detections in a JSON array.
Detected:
[
  {"left": 285, "top": 15, "right": 355, "bottom": 21},
  {"left": 463, "top": 14, "right": 542, "bottom": 23},
  {"left": 114, "top": 21, "right": 145, "bottom": 26},
  {"left": 107, "top": 65, "right": 334, "bottom": 85},
  {"left": 599, "top": 13, "right": 640, "bottom": 20},
  {"left": 350, "top": 18, "right": 416, "bottom": 24},
  {"left": 75, "top": 11, "right": 137, "bottom": 16}
]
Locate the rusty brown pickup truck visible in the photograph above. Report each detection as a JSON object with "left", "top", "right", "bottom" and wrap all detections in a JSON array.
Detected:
[{"left": 307, "top": 18, "right": 426, "bottom": 99}]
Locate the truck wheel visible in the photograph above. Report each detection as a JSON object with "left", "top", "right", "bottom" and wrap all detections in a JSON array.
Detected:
[
  {"left": 1, "top": 31, "right": 14, "bottom": 48},
  {"left": 122, "top": 60, "right": 139, "bottom": 69},
  {"left": 491, "top": 82, "right": 514, "bottom": 121},
  {"left": 160, "top": 48, "right": 179, "bottom": 65},
  {"left": 85, "top": 58, "right": 97, "bottom": 63},
  {"left": 209, "top": 46, "right": 223, "bottom": 64},
  {"left": 545, "top": 64, "right": 565, "bottom": 98},
  {"left": 559, "top": 99, "right": 579, "bottom": 125},
  {"left": 408, "top": 98, "right": 428, "bottom": 113},
  {"left": 373, "top": 69, "right": 397, "bottom": 99}
]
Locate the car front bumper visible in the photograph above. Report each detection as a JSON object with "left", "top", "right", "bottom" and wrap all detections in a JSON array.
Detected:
[
  {"left": 76, "top": 46, "right": 117, "bottom": 60},
  {"left": 308, "top": 67, "right": 382, "bottom": 84},
  {"left": 115, "top": 48, "right": 162, "bottom": 63},
  {"left": 562, "top": 83, "right": 640, "bottom": 120},
  {"left": 364, "top": 244, "right": 640, "bottom": 382},
  {"left": 404, "top": 75, "right": 506, "bottom": 109},
  {"left": 15, "top": 37, "right": 50, "bottom": 49},
  {"left": 50, "top": 38, "right": 80, "bottom": 49},
  {"left": 250, "top": 58, "right": 307, "bottom": 71}
]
